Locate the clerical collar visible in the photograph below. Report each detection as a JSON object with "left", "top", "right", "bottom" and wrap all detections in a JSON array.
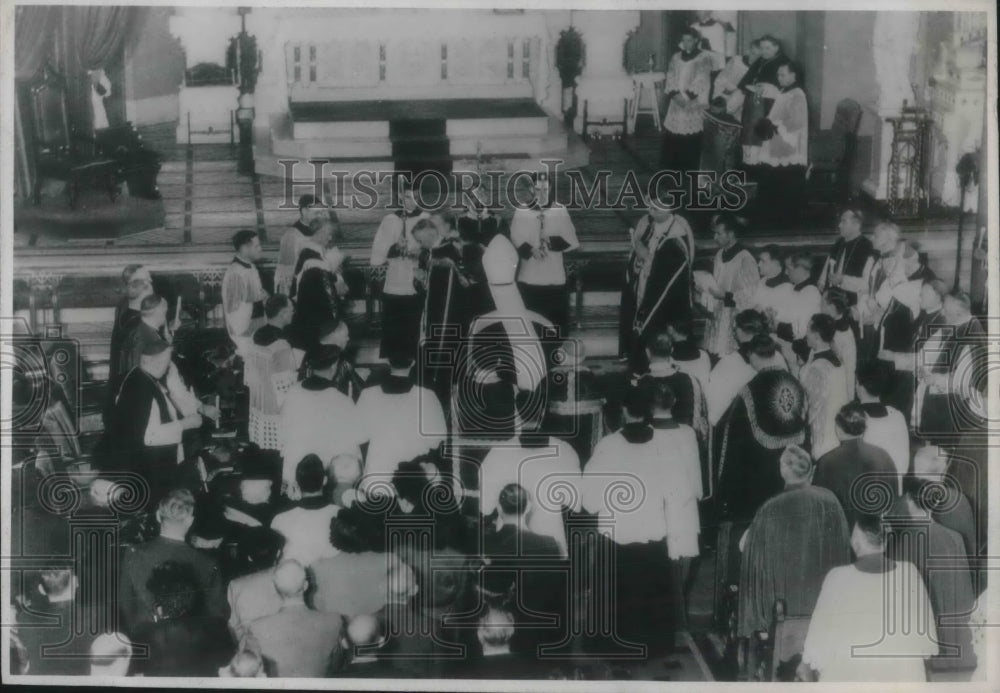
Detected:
[
  {"left": 721, "top": 243, "right": 744, "bottom": 263},
  {"left": 381, "top": 374, "right": 414, "bottom": 395},
  {"left": 833, "top": 316, "right": 852, "bottom": 332},
  {"left": 232, "top": 255, "right": 253, "bottom": 269},
  {"left": 859, "top": 401, "right": 888, "bottom": 418},
  {"left": 794, "top": 279, "right": 814, "bottom": 291},
  {"left": 294, "top": 219, "right": 313, "bottom": 236},
  {"left": 908, "top": 266, "right": 928, "bottom": 281},
  {"left": 396, "top": 208, "right": 424, "bottom": 219},
  {"left": 652, "top": 418, "right": 679, "bottom": 430},
  {"left": 297, "top": 495, "right": 328, "bottom": 510},
  {"left": 812, "top": 349, "right": 841, "bottom": 367},
  {"left": 764, "top": 273, "right": 790, "bottom": 288},
  {"left": 779, "top": 83, "right": 798, "bottom": 93},
  {"left": 528, "top": 197, "right": 554, "bottom": 212},
  {"left": 518, "top": 433, "right": 550, "bottom": 449},
  {"left": 647, "top": 360, "right": 678, "bottom": 378},
  {"left": 253, "top": 324, "right": 286, "bottom": 346},
  {"left": 855, "top": 553, "right": 895, "bottom": 574},
  {"left": 679, "top": 48, "right": 701, "bottom": 61},
  {"left": 621, "top": 422, "right": 654, "bottom": 444},
  {"left": 302, "top": 375, "right": 337, "bottom": 391},
  {"left": 671, "top": 340, "right": 699, "bottom": 361}
]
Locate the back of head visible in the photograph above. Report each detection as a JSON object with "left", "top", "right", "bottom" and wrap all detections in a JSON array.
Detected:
[
  {"left": 146, "top": 560, "right": 202, "bottom": 619},
  {"left": 856, "top": 359, "right": 891, "bottom": 398},
  {"left": 272, "top": 559, "right": 307, "bottom": 599},
  {"left": 809, "top": 313, "right": 837, "bottom": 343},
  {"left": 347, "top": 613, "right": 385, "bottom": 647},
  {"left": 823, "top": 288, "right": 850, "bottom": 316},
  {"left": 387, "top": 353, "right": 414, "bottom": 372},
  {"left": 40, "top": 568, "right": 73, "bottom": 597},
  {"left": 621, "top": 385, "right": 651, "bottom": 422},
  {"left": 746, "top": 334, "right": 778, "bottom": 361},
  {"left": 232, "top": 229, "right": 258, "bottom": 252},
  {"left": 651, "top": 380, "right": 676, "bottom": 413},
  {"left": 835, "top": 402, "right": 868, "bottom": 437},
  {"left": 238, "top": 526, "right": 286, "bottom": 573},
  {"left": 780, "top": 445, "right": 813, "bottom": 484},
  {"left": 853, "top": 513, "right": 886, "bottom": 552},
  {"left": 329, "top": 504, "right": 378, "bottom": 553},
  {"left": 158, "top": 488, "right": 196, "bottom": 528},
  {"left": 498, "top": 483, "right": 529, "bottom": 517},
  {"left": 295, "top": 454, "right": 326, "bottom": 495},
  {"left": 477, "top": 608, "right": 515, "bottom": 649},
  {"left": 734, "top": 309, "right": 767, "bottom": 338},
  {"left": 90, "top": 632, "right": 132, "bottom": 673},
  {"left": 647, "top": 331, "right": 673, "bottom": 360}
]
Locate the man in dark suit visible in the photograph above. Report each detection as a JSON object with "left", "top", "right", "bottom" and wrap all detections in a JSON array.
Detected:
[
  {"left": 248, "top": 560, "right": 346, "bottom": 677},
  {"left": 16, "top": 568, "right": 98, "bottom": 675},
  {"left": 117, "top": 488, "right": 228, "bottom": 636},
  {"left": 131, "top": 560, "right": 234, "bottom": 677},
  {"left": 483, "top": 483, "right": 566, "bottom": 657},
  {"left": 812, "top": 403, "right": 899, "bottom": 530}
]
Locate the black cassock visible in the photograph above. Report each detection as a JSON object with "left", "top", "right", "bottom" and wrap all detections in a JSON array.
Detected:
[
  {"left": 102, "top": 367, "right": 182, "bottom": 509},
  {"left": 619, "top": 214, "right": 693, "bottom": 366},
  {"left": 288, "top": 249, "right": 343, "bottom": 356},
  {"left": 419, "top": 237, "right": 481, "bottom": 403}
]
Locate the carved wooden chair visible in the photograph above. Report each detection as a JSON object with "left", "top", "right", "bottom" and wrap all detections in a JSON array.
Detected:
[
  {"left": 30, "top": 67, "right": 119, "bottom": 208},
  {"left": 806, "top": 98, "right": 863, "bottom": 207}
]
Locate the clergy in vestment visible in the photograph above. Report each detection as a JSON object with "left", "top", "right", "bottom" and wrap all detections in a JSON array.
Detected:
[
  {"left": 619, "top": 194, "right": 694, "bottom": 369},
  {"left": 738, "top": 445, "right": 850, "bottom": 638},
  {"left": 457, "top": 204, "right": 507, "bottom": 322},
  {"left": 753, "top": 62, "right": 808, "bottom": 227},
  {"left": 120, "top": 293, "right": 171, "bottom": 377},
  {"left": 911, "top": 445, "right": 978, "bottom": 564},
  {"left": 750, "top": 244, "right": 793, "bottom": 330},
  {"left": 737, "top": 36, "right": 786, "bottom": 168},
  {"left": 861, "top": 222, "right": 908, "bottom": 359},
  {"left": 879, "top": 277, "right": 948, "bottom": 427},
  {"left": 818, "top": 208, "right": 876, "bottom": 323},
  {"left": 713, "top": 41, "right": 759, "bottom": 118},
  {"left": 822, "top": 288, "right": 858, "bottom": 401},
  {"left": 479, "top": 406, "right": 582, "bottom": 560},
  {"left": 661, "top": 28, "right": 714, "bottom": 174},
  {"left": 812, "top": 403, "right": 899, "bottom": 529},
  {"left": 690, "top": 11, "right": 734, "bottom": 71},
  {"left": 713, "top": 338, "right": 806, "bottom": 525},
  {"left": 665, "top": 319, "right": 712, "bottom": 393},
  {"left": 705, "top": 310, "right": 770, "bottom": 427},
  {"left": 510, "top": 172, "right": 579, "bottom": 338},
  {"left": 701, "top": 214, "right": 760, "bottom": 358},
  {"left": 581, "top": 387, "right": 676, "bottom": 654},
  {"left": 104, "top": 341, "right": 204, "bottom": 509},
  {"left": 245, "top": 295, "right": 296, "bottom": 451},
  {"left": 356, "top": 354, "right": 447, "bottom": 491},
  {"left": 796, "top": 314, "right": 849, "bottom": 459},
  {"left": 912, "top": 290, "right": 987, "bottom": 446},
  {"left": 221, "top": 230, "right": 268, "bottom": 356},
  {"left": 775, "top": 252, "right": 823, "bottom": 348},
  {"left": 855, "top": 360, "right": 910, "bottom": 487},
  {"left": 457, "top": 229, "right": 553, "bottom": 439},
  {"left": 275, "top": 194, "right": 325, "bottom": 296},
  {"left": 886, "top": 481, "right": 976, "bottom": 670},
  {"left": 288, "top": 216, "right": 348, "bottom": 357},
  {"left": 370, "top": 181, "right": 429, "bottom": 361},
  {"left": 279, "top": 345, "right": 364, "bottom": 497},
  {"left": 800, "top": 514, "right": 938, "bottom": 682},
  {"left": 648, "top": 380, "right": 703, "bottom": 630},
  {"left": 107, "top": 265, "right": 154, "bottom": 419}
]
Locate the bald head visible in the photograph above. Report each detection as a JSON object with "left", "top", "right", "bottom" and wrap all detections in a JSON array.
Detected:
[
  {"left": 913, "top": 445, "right": 948, "bottom": 480},
  {"left": 272, "top": 560, "right": 307, "bottom": 599},
  {"left": 347, "top": 613, "right": 384, "bottom": 647}
]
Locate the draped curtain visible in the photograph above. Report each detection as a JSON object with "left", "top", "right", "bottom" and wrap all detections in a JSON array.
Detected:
[{"left": 13, "top": 5, "right": 148, "bottom": 198}]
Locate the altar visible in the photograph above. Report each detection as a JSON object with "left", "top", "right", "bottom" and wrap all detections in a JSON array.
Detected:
[{"left": 167, "top": 8, "right": 656, "bottom": 177}]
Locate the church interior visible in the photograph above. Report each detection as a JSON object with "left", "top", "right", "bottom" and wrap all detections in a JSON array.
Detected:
[{"left": 7, "top": 5, "right": 993, "bottom": 684}]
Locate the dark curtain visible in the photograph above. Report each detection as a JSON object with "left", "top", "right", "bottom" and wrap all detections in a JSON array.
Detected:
[
  {"left": 62, "top": 6, "right": 148, "bottom": 137},
  {"left": 14, "top": 6, "right": 61, "bottom": 81}
]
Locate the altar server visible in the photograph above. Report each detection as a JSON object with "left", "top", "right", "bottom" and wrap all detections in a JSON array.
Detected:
[{"left": 222, "top": 229, "right": 268, "bottom": 355}]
